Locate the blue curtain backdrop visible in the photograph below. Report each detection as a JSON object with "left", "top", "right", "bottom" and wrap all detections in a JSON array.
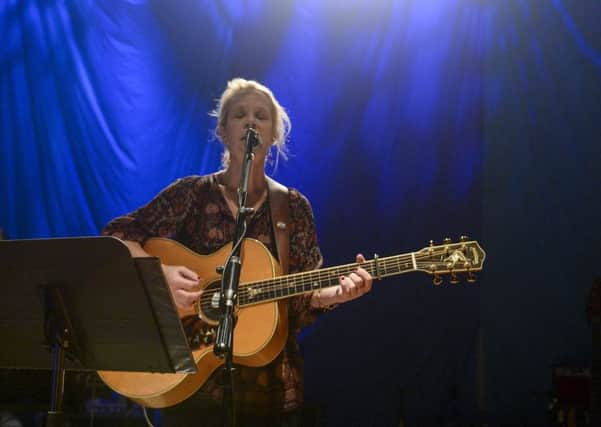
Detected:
[
  {"left": 481, "top": 0, "right": 601, "bottom": 422},
  {"left": 2, "top": 0, "right": 600, "bottom": 425}
]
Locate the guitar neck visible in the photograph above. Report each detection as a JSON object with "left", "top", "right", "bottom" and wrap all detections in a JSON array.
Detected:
[
  {"left": 231, "top": 239, "right": 484, "bottom": 307},
  {"left": 238, "top": 252, "right": 418, "bottom": 307}
]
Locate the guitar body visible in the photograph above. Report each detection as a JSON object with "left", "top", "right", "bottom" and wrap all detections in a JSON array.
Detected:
[{"left": 98, "top": 238, "right": 289, "bottom": 408}]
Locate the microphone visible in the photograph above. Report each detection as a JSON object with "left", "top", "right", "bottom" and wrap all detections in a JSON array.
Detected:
[{"left": 244, "top": 128, "right": 261, "bottom": 150}]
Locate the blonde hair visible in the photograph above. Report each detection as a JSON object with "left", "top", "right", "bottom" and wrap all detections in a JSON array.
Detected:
[{"left": 211, "top": 78, "right": 291, "bottom": 167}]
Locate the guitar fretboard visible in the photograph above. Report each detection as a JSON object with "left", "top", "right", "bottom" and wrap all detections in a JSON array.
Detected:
[{"left": 237, "top": 253, "right": 417, "bottom": 306}]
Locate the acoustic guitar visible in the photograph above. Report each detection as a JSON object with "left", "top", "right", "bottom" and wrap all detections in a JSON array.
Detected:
[{"left": 98, "top": 236, "right": 485, "bottom": 408}]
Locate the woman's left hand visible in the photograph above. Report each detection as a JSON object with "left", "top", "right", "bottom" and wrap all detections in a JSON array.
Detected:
[{"left": 312, "top": 254, "right": 373, "bottom": 308}]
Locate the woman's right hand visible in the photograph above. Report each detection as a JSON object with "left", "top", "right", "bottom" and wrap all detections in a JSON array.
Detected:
[{"left": 161, "top": 264, "right": 202, "bottom": 309}]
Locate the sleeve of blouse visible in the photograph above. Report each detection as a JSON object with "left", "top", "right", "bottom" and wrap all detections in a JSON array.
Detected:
[
  {"left": 102, "top": 176, "right": 198, "bottom": 244},
  {"left": 287, "top": 189, "right": 326, "bottom": 334}
]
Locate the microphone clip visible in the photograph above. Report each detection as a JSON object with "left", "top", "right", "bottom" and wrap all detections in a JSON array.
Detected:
[{"left": 245, "top": 128, "right": 261, "bottom": 152}]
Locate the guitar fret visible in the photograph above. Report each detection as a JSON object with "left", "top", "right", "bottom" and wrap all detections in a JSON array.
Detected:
[{"left": 387, "top": 260, "right": 398, "bottom": 275}]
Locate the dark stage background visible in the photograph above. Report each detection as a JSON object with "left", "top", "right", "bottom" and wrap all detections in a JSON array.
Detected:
[{"left": 1, "top": 0, "right": 600, "bottom": 425}]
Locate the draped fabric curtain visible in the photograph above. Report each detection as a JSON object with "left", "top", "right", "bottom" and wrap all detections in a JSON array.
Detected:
[
  {"left": 481, "top": 0, "right": 601, "bottom": 421},
  {"left": 4, "top": 0, "right": 598, "bottom": 424},
  {"left": 1, "top": 0, "right": 483, "bottom": 243}
]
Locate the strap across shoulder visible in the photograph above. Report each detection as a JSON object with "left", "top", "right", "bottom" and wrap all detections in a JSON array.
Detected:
[{"left": 266, "top": 177, "right": 290, "bottom": 275}]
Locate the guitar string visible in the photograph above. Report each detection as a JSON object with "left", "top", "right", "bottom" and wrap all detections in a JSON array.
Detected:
[
  {"left": 235, "top": 258, "right": 471, "bottom": 304},
  {"left": 197, "top": 248, "right": 478, "bottom": 308},
  {"left": 197, "top": 249, "right": 476, "bottom": 307},
  {"left": 236, "top": 247, "right": 475, "bottom": 296},
  {"left": 197, "top": 254, "right": 415, "bottom": 307}
]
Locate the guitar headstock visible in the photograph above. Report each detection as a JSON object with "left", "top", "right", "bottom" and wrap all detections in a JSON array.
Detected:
[{"left": 414, "top": 236, "right": 486, "bottom": 285}]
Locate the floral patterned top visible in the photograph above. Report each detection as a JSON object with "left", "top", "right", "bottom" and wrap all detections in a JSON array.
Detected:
[{"left": 103, "top": 172, "right": 324, "bottom": 413}]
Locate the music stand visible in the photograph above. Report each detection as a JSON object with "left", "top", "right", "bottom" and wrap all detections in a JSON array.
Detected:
[{"left": 0, "top": 236, "right": 196, "bottom": 427}]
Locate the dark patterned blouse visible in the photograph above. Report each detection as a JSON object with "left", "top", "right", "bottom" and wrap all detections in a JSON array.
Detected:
[{"left": 103, "top": 172, "right": 324, "bottom": 414}]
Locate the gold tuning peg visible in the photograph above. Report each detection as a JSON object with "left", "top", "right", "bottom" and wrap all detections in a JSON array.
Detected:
[
  {"left": 467, "top": 271, "right": 477, "bottom": 283},
  {"left": 450, "top": 272, "right": 460, "bottom": 285},
  {"left": 460, "top": 235, "right": 469, "bottom": 242},
  {"left": 433, "top": 274, "right": 443, "bottom": 286},
  {"left": 443, "top": 237, "right": 452, "bottom": 244}
]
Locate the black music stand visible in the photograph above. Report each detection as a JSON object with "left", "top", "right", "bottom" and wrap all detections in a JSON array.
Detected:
[{"left": 0, "top": 236, "right": 196, "bottom": 427}]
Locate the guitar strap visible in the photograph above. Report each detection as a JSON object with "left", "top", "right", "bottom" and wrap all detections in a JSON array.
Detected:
[{"left": 266, "top": 177, "right": 290, "bottom": 275}]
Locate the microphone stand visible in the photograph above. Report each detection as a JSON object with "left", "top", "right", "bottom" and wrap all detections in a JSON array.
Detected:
[{"left": 214, "top": 128, "right": 260, "bottom": 427}]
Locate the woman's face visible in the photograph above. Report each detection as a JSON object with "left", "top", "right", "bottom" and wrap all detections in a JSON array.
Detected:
[{"left": 220, "top": 90, "right": 275, "bottom": 166}]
